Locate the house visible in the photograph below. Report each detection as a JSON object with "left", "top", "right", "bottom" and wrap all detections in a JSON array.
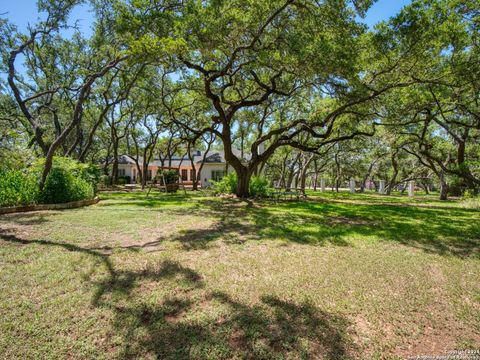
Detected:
[{"left": 114, "top": 150, "right": 239, "bottom": 187}]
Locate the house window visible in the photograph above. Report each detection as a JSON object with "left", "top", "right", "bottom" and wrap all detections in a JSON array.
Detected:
[
  {"left": 211, "top": 170, "right": 225, "bottom": 181},
  {"left": 117, "top": 169, "right": 125, "bottom": 177},
  {"left": 181, "top": 169, "right": 188, "bottom": 181},
  {"left": 190, "top": 169, "right": 196, "bottom": 182}
]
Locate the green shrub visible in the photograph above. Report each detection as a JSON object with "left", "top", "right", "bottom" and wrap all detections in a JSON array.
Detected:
[
  {"left": 212, "top": 173, "right": 272, "bottom": 198},
  {"left": 0, "top": 157, "right": 98, "bottom": 207},
  {"left": 212, "top": 172, "right": 237, "bottom": 194},
  {"left": 99, "top": 175, "right": 112, "bottom": 187},
  {"left": 33, "top": 157, "right": 97, "bottom": 204},
  {"left": 32, "top": 157, "right": 99, "bottom": 186},
  {"left": 118, "top": 175, "right": 131, "bottom": 184},
  {"left": 463, "top": 189, "right": 479, "bottom": 199},
  {"left": 249, "top": 176, "right": 271, "bottom": 198},
  {"left": 117, "top": 176, "right": 127, "bottom": 185},
  {"left": 0, "top": 170, "right": 39, "bottom": 207},
  {"left": 156, "top": 169, "right": 179, "bottom": 184},
  {"left": 39, "top": 167, "right": 94, "bottom": 204}
]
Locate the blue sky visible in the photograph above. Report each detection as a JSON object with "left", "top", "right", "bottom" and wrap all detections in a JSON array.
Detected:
[
  {"left": 362, "top": 0, "right": 412, "bottom": 28},
  {"left": 1, "top": 0, "right": 93, "bottom": 35},
  {"left": 2, "top": 0, "right": 413, "bottom": 33}
]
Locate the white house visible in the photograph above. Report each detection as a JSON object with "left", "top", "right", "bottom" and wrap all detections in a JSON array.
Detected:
[{"left": 113, "top": 150, "right": 240, "bottom": 187}]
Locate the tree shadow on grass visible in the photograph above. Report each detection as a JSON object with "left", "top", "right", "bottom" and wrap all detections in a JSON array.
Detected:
[
  {"left": 0, "top": 229, "right": 356, "bottom": 359},
  {"left": 148, "top": 197, "right": 480, "bottom": 258},
  {"left": 147, "top": 198, "right": 356, "bottom": 251},
  {"left": 91, "top": 258, "right": 355, "bottom": 359},
  {"left": 0, "top": 228, "right": 116, "bottom": 273},
  {"left": 2, "top": 193, "right": 478, "bottom": 258},
  {"left": 271, "top": 200, "right": 480, "bottom": 258},
  {"left": 104, "top": 291, "right": 355, "bottom": 359},
  {"left": 0, "top": 212, "right": 59, "bottom": 225}
]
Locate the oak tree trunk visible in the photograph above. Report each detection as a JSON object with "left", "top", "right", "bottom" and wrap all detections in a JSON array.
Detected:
[{"left": 235, "top": 168, "right": 252, "bottom": 198}]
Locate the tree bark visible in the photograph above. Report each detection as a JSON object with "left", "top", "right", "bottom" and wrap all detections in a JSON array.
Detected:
[
  {"left": 235, "top": 168, "right": 253, "bottom": 198},
  {"left": 187, "top": 146, "right": 198, "bottom": 191},
  {"left": 299, "top": 154, "right": 314, "bottom": 193},
  {"left": 360, "top": 160, "right": 377, "bottom": 192},
  {"left": 312, "top": 160, "right": 319, "bottom": 191},
  {"left": 111, "top": 139, "right": 119, "bottom": 185},
  {"left": 439, "top": 171, "right": 448, "bottom": 200},
  {"left": 334, "top": 153, "right": 341, "bottom": 192},
  {"left": 386, "top": 151, "right": 399, "bottom": 195}
]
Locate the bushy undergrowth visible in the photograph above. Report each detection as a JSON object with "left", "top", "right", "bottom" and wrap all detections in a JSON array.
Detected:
[
  {"left": 0, "top": 170, "right": 39, "bottom": 207},
  {"left": 156, "top": 169, "right": 179, "bottom": 184},
  {"left": 212, "top": 172, "right": 238, "bottom": 194},
  {"left": 249, "top": 176, "right": 270, "bottom": 198},
  {"left": 0, "top": 157, "right": 98, "bottom": 207},
  {"left": 460, "top": 196, "right": 480, "bottom": 209},
  {"left": 212, "top": 173, "right": 272, "bottom": 198},
  {"left": 99, "top": 175, "right": 112, "bottom": 187},
  {"left": 117, "top": 175, "right": 131, "bottom": 185},
  {"left": 39, "top": 167, "right": 94, "bottom": 204}
]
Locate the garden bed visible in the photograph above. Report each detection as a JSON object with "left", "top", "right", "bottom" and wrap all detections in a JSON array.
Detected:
[{"left": 0, "top": 196, "right": 100, "bottom": 215}]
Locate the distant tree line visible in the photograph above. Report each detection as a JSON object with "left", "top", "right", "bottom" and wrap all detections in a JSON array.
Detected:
[{"left": 0, "top": 0, "right": 478, "bottom": 199}]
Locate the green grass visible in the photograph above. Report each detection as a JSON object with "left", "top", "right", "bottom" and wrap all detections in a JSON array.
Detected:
[{"left": 0, "top": 190, "right": 479, "bottom": 359}]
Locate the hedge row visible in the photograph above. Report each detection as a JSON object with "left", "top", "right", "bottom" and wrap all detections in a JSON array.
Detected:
[{"left": 0, "top": 157, "right": 99, "bottom": 208}]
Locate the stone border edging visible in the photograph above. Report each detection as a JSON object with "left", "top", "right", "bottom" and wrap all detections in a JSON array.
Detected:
[{"left": 0, "top": 196, "right": 100, "bottom": 215}]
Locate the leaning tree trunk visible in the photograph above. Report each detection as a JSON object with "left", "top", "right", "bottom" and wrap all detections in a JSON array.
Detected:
[
  {"left": 111, "top": 140, "right": 119, "bottom": 185},
  {"left": 141, "top": 145, "right": 156, "bottom": 190},
  {"left": 286, "top": 170, "right": 295, "bottom": 191},
  {"left": 386, "top": 152, "right": 399, "bottom": 196},
  {"left": 439, "top": 171, "right": 448, "bottom": 201},
  {"left": 301, "top": 155, "right": 315, "bottom": 193},
  {"left": 294, "top": 171, "right": 300, "bottom": 189},
  {"left": 420, "top": 180, "right": 429, "bottom": 194},
  {"left": 188, "top": 153, "right": 198, "bottom": 191},
  {"left": 360, "top": 160, "right": 376, "bottom": 193},
  {"left": 141, "top": 162, "right": 148, "bottom": 189},
  {"left": 300, "top": 173, "right": 308, "bottom": 193},
  {"left": 134, "top": 162, "right": 142, "bottom": 185},
  {"left": 312, "top": 160, "right": 319, "bottom": 191},
  {"left": 103, "top": 160, "right": 110, "bottom": 176},
  {"left": 258, "top": 160, "right": 266, "bottom": 176},
  {"left": 334, "top": 153, "right": 341, "bottom": 192},
  {"left": 279, "top": 166, "right": 286, "bottom": 188}
]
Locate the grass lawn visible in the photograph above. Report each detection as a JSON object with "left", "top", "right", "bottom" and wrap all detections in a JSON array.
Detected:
[{"left": 0, "top": 190, "right": 479, "bottom": 359}]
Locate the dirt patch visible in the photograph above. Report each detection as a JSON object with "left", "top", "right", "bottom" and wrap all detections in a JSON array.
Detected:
[
  {"left": 395, "top": 325, "right": 465, "bottom": 357},
  {"left": 428, "top": 264, "right": 447, "bottom": 284},
  {"left": 392, "top": 294, "right": 478, "bottom": 357},
  {"left": 0, "top": 226, "right": 28, "bottom": 242},
  {"left": 353, "top": 316, "right": 373, "bottom": 338},
  {"left": 163, "top": 309, "right": 187, "bottom": 324},
  {"left": 229, "top": 328, "right": 249, "bottom": 351}
]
